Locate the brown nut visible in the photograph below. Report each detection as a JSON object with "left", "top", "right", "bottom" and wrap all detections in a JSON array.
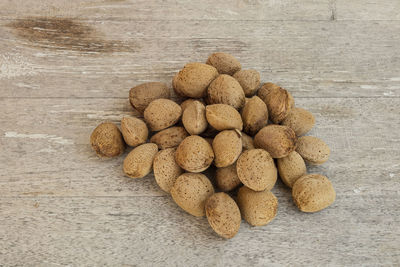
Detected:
[
  {"left": 206, "top": 52, "right": 241, "bottom": 75},
  {"left": 254, "top": 125, "right": 297, "bottom": 158},
  {"left": 215, "top": 163, "right": 241, "bottom": 192},
  {"left": 241, "top": 96, "right": 268, "bottom": 136},
  {"left": 277, "top": 151, "right": 307, "bottom": 188},
  {"left": 212, "top": 130, "right": 242, "bottom": 168},
  {"left": 237, "top": 186, "right": 278, "bottom": 226},
  {"left": 236, "top": 149, "right": 277, "bottom": 191},
  {"left": 129, "top": 82, "right": 170, "bottom": 113},
  {"left": 123, "top": 143, "right": 158, "bottom": 178},
  {"left": 281, "top": 107, "right": 315, "bottom": 136},
  {"left": 170, "top": 173, "right": 214, "bottom": 217},
  {"left": 205, "top": 192, "right": 241, "bottom": 239},
  {"left": 153, "top": 148, "right": 183, "bottom": 193},
  {"left": 205, "top": 104, "right": 243, "bottom": 131},
  {"left": 233, "top": 69, "right": 260, "bottom": 96},
  {"left": 173, "top": 63, "right": 218, "bottom": 98},
  {"left": 258, "top": 82, "right": 294, "bottom": 123},
  {"left": 180, "top": 98, "right": 205, "bottom": 112},
  {"left": 150, "top": 126, "right": 189, "bottom": 149},
  {"left": 120, "top": 117, "right": 148, "bottom": 147},
  {"left": 296, "top": 136, "right": 330, "bottom": 165},
  {"left": 144, "top": 99, "right": 182, "bottom": 131},
  {"left": 182, "top": 100, "right": 208, "bottom": 135},
  {"left": 207, "top": 74, "right": 245, "bottom": 109},
  {"left": 175, "top": 135, "right": 214, "bottom": 172},
  {"left": 241, "top": 132, "right": 255, "bottom": 150},
  {"left": 292, "top": 174, "right": 336, "bottom": 212},
  {"left": 90, "top": 122, "right": 125, "bottom": 157}
]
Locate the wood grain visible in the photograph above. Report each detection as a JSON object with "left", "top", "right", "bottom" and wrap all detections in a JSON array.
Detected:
[
  {"left": 0, "top": 0, "right": 333, "bottom": 21},
  {"left": 1, "top": 19, "right": 399, "bottom": 98},
  {"left": 1, "top": 0, "right": 399, "bottom": 266}
]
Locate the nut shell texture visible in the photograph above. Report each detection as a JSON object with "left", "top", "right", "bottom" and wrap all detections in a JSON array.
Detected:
[
  {"left": 90, "top": 122, "right": 125, "bottom": 157},
  {"left": 129, "top": 82, "right": 169, "bottom": 113},
  {"left": 277, "top": 151, "right": 307, "bottom": 188},
  {"left": 281, "top": 107, "right": 315, "bottom": 136},
  {"left": 212, "top": 130, "right": 242, "bottom": 168},
  {"left": 292, "top": 174, "right": 336, "bottom": 212},
  {"left": 182, "top": 100, "right": 208, "bottom": 135},
  {"left": 153, "top": 148, "right": 183, "bottom": 193},
  {"left": 207, "top": 74, "right": 245, "bottom": 109},
  {"left": 215, "top": 163, "right": 241, "bottom": 192},
  {"left": 205, "top": 193, "right": 241, "bottom": 239},
  {"left": 205, "top": 104, "right": 243, "bottom": 131},
  {"left": 206, "top": 52, "right": 241, "bottom": 75},
  {"left": 258, "top": 82, "right": 294, "bottom": 123},
  {"left": 296, "top": 136, "right": 330, "bottom": 165},
  {"left": 175, "top": 135, "right": 214, "bottom": 172},
  {"left": 254, "top": 125, "right": 297, "bottom": 158},
  {"left": 237, "top": 186, "right": 278, "bottom": 226},
  {"left": 173, "top": 63, "right": 218, "bottom": 98},
  {"left": 120, "top": 117, "right": 148, "bottom": 147},
  {"left": 123, "top": 143, "right": 158, "bottom": 178},
  {"left": 233, "top": 69, "right": 260, "bottom": 96},
  {"left": 150, "top": 126, "right": 189, "bottom": 149},
  {"left": 170, "top": 173, "right": 214, "bottom": 217},
  {"left": 144, "top": 99, "right": 182, "bottom": 131},
  {"left": 236, "top": 149, "right": 277, "bottom": 191},
  {"left": 241, "top": 133, "right": 255, "bottom": 150},
  {"left": 241, "top": 96, "right": 268, "bottom": 136}
]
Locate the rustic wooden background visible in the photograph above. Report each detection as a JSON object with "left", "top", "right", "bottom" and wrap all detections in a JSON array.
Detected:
[{"left": 0, "top": 0, "right": 399, "bottom": 266}]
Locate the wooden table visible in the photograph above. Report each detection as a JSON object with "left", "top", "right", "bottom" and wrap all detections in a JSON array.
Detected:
[{"left": 1, "top": 1, "right": 399, "bottom": 266}]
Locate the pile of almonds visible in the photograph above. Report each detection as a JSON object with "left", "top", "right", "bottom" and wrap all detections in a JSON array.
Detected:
[{"left": 90, "top": 52, "right": 335, "bottom": 239}]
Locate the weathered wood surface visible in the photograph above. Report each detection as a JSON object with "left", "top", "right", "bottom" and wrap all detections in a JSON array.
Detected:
[
  {"left": 1, "top": 19, "right": 399, "bottom": 98},
  {"left": 0, "top": 0, "right": 399, "bottom": 266}
]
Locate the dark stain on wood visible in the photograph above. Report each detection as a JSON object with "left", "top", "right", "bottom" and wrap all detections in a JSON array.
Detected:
[{"left": 7, "top": 17, "right": 137, "bottom": 53}]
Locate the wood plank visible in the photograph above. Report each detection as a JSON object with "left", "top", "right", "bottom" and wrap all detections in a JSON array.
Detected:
[
  {"left": 336, "top": 0, "right": 400, "bottom": 20},
  {"left": 0, "top": 0, "right": 332, "bottom": 21},
  {"left": 0, "top": 194, "right": 398, "bottom": 266},
  {"left": 1, "top": 19, "right": 399, "bottom": 98},
  {"left": 0, "top": 98, "right": 399, "bottom": 197}
]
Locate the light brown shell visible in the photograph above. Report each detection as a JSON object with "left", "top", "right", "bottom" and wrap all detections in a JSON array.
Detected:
[
  {"left": 153, "top": 148, "right": 183, "bottom": 193},
  {"left": 254, "top": 125, "right": 297, "bottom": 158},
  {"left": 120, "top": 117, "right": 148, "bottom": 147},
  {"left": 150, "top": 126, "right": 189, "bottom": 149},
  {"left": 123, "top": 143, "right": 158, "bottom": 178},
  {"left": 215, "top": 163, "right": 241, "bottom": 192},
  {"left": 206, "top": 52, "right": 241, "bottom": 75},
  {"left": 241, "top": 132, "right": 255, "bottom": 150},
  {"left": 205, "top": 192, "right": 241, "bottom": 239},
  {"left": 236, "top": 149, "right": 277, "bottom": 191},
  {"left": 170, "top": 173, "right": 214, "bottom": 217},
  {"left": 277, "top": 151, "right": 307, "bottom": 188},
  {"left": 144, "top": 99, "right": 182, "bottom": 131},
  {"left": 129, "top": 82, "right": 170, "bottom": 113},
  {"left": 205, "top": 104, "right": 243, "bottom": 131},
  {"left": 173, "top": 62, "right": 219, "bottom": 98},
  {"left": 296, "top": 136, "right": 330, "bottom": 165},
  {"left": 237, "top": 186, "right": 278, "bottom": 226},
  {"left": 182, "top": 100, "right": 208, "bottom": 135},
  {"left": 207, "top": 74, "right": 245, "bottom": 109},
  {"left": 90, "top": 122, "right": 125, "bottom": 157},
  {"left": 175, "top": 135, "right": 215, "bottom": 172},
  {"left": 212, "top": 130, "right": 242, "bottom": 168},
  {"left": 292, "top": 174, "right": 336, "bottom": 212},
  {"left": 180, "top": 98, "right": 205, "bottom": 112},
  {"left": 281, "top": 107, "right": 315, "bottom": 136},
  {"left": 241, "top": 96, "right": 268, "bottom": 136},
  {"left": 233, "top": 69, "right": 260, "bottom": 96},
  {"left": 257, "top": 82, "right": 294, "bottom": 123}
]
